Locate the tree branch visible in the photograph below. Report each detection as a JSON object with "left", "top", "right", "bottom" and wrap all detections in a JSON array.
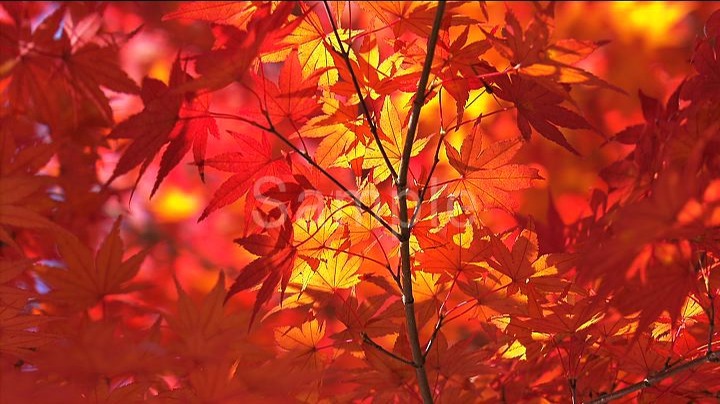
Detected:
[
  {"left": 396, "top": 2, "right": 447, "bottom": 403},
  {"left": 211, "top": 111, "right": 401, "bottom": 238},
  {"left": 586, "top": 351, "right": 720, "bottom": 404},
  {"left": 423, "top": 313, "right": 444, "bottom": 359},
  {"left": 361, "top": 332, "right": 415, "bottom": 367},
  {"left": 569, "top": 378, "right": 578, "bottom": 404},
  {"left": 321, "top": 0, "right": 398, "bottom": 182}
]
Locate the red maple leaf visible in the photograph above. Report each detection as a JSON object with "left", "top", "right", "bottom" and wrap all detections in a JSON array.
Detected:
[
  {"left": 229, "top": 222, "right": 297, "bottom": 326},
  {"left": 493, "top": 74, "right": 593, "bottom": 154},
  {"left": 106, "top": 59, "right": 219, "bottom": 194},
  {"left": 177, "top": 2, "right": 298, "bottom": 92},
  {"left": 359, "top": 2, "right": 475, "bottom": 38},
  {"left": 0, "top": 8, "right": 139, "bottom": 129},
  {"left": 38, "top": 218, "right": 150, "bottom": 310},
  {"left": 199, "top": 130, "right": 292, "bottom": 221},
  {"left": 436, "top": 26, "right": 492, "bottom": 122},
  {"left": 482, "top": 7, "right": 618, "bottom": 91},
  {"left": 252, "top": 49, "right": 326, "bottom": 135},
  {"left": 682, "top": 9, "right": 720, "bottom": 103}
]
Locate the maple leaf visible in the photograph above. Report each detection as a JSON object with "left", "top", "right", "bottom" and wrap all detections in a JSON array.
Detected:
[
  {"left": 459, "top": 223, "right": 578, "bottom": 321},
  {"left": 493, "top": 74, "right": 593, "bottom": 154},
  {"left": 485, "top": 223, "right": 566, "bottom": 319},
  {"left": 424, "top": 334, "right": 494, "bottom": 390},
  {"left": 362, "top": 96, "right": 429, "bottom": 183},
  {"left": 165, "top": 272, "right": 250, "bottom": 363},
  {"left": 682, "top": 9, "right": 720, "bottom": 103},
  {"left": 199, "top": 130, "right": 292, "bottom": 221},
  {"left": 182, "top": 2, "right": 298, "bottom": 92},
  {"left": 579, "top": 169, "right": 703, "bottom": 285},
  {"left": 38, "top": 218, "right": 150, "bottom": 310},
  {"left": 329, "top": 181, "right": 393, "bottom": 247},
  {"left": 607, "top": 87, "right": 684, "bottom": 181},
  {"left": 0, "top": 8, "right": 139, "bottom": 129},
  {"left": 275, "top": 318, "right": 327, "bottom": 370},
  {"left": 293, "top": 205, "right": 343, "bottom": 257},
  {"left": 359, "top": 2, "right": 476, "bottom": 38},
  {"left": 298, "top": 95, "right": 366, "bottom": 169},
  {"left": 0, "top": 175, "right": 56, "bottom": 233},
  {"left": 488, "top": 226, "right": 539, "bottom": 289},
  {"left": 606, "top": 242, "right": 701, "bottom": 335},
  {"left": 436, "top": 26, "right": 492, "bottom": 121},
  {"left": 293, "top": 247, "right": 362, "bottom": 293},
  {"left": 331, "top": 294, "right": 401, "bottom": 348},
  {"left": 107, "top": 59, "right": 219, "bottom": 194},
  {"left": 262, "top": 2, "right": 353, "bottom": 87},
  {"left": 0, "top": 272, "right": 52, "bottom": 357},
  {"left": 444, "top": 127, "right": 541, "bottom": 213},
  {"left": 229, "top": 222, "right": 298, "bottom": 326},
  {"left": 35, "top": 316, "right": 165, "bottom": 384},
  {"left": 482, "top": 8, "right": 618, "bottom": 91},
  {"left": 255, "top": 49, "right": 326, "bottom": 134},
  {"left": 162, "top": 1, "right": 257, "bottom": 30},
  {"left": 415, "top": 222, "right": 491, "bottom": 281}
]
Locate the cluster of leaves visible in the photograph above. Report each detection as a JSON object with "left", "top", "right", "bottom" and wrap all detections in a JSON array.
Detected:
[{"left": 1, "top": 2, "right": 719, "bottom": 403}]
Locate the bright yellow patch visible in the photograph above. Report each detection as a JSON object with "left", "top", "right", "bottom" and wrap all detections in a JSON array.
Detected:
[
  {"left": 611, "top": 2, "right": 690, "bottom": 47},
  {"left": 500, "top": 339, "right": 527, "bottom": 360},
  {"left": 152, "top": 186, "right": 201, "bottom": 221}
]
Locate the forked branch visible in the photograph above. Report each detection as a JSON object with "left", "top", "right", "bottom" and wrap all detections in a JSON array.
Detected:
[
  {"left": 321, "top": 0, "right": 398, "bottom": 182},
  {"left": 210, "top": 111, "right": 400, "bottom": 238},
  {"left": 587, "top": 293, "right": 719, "bottom": 404},
  {"left": 586, "top": 350, "right": 719, "bottom": 404}
]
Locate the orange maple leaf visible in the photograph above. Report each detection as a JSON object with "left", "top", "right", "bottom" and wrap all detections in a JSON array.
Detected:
[{"left": 444, "top": 127, "right": 541, "bottom": 213}]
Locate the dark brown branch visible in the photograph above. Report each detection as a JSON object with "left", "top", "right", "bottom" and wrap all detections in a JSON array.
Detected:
[
  {"left": 586, "top": 351, "right": 720, "bottom": 404},
  {"left": 396, "top": 2, "right": 447, "bottom": 404},
  {"left": 569, "top": 378, "right": 578, "bottom": 404},
  {"left": 210, "top": 111, "right": 401, "bottom": 238},
  {"left": 321, "top": 0, "right": 398, "bottom": 182},
  {"left": 361, "top": 332, "right": 415, "bottom": 367}
]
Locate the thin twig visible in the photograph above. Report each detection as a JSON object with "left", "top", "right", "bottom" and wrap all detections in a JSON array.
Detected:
[
  {"left": 706, "top": 284, "right": 715, "bottom": 356},
  {"left": 423, "top": 269, "right": 461, "bottom": 359},
  {"left": 321, "top": 0, "right": 398, "bottom": 182},
  {"left": 361, "top": 332, "right": 416, "bottom": 367},
  {"left": 210, "top": 111, "right": 401, "bottom": 238},
  {"left": 444, "top": 106, "right": 514, "bottom": 134},
  {"left": 423, "top": 313, "right": 445, "bottom": 359},
  {"left": 586, "top": 351, "right": 720, "bottom": 404},
  {"left": 409, "top": 126, "right": 447, "bottom": 228}
]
